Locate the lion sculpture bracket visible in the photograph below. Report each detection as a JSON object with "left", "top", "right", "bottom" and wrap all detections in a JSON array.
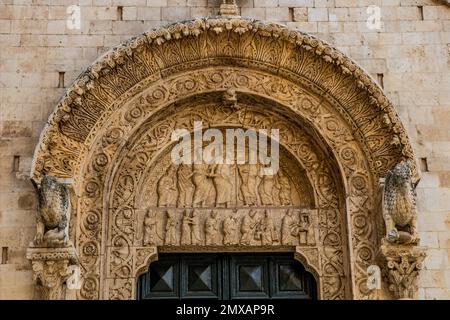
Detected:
[
  {"left": 31, "top": 176, "right": 71, "bottom": 247},
  {"left": 383, "top": 161, "right": 419, "bottom": 245}
]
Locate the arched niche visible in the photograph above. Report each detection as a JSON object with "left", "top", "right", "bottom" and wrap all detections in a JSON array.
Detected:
[{"left": 29, "top": 17, "right": 418, "bottom": 300}]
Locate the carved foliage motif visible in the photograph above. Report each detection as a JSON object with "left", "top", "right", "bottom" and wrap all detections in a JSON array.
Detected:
[
  {"left": 30, "top": 18, "right": 418, "bottom": 301},
  {"left": 381, "top": 244, "right": 426, "bottom": 299},
  {"left": 26, "top": 247, "right": 78, "bottom": 300},
  {"left": 96, "top": 100, "right": 349, "bottom": 300},
  {"left": 72, "top": 87, "right": 380, "bottom": 300},
  {"left": 32, "top": 18, "right": 415, "bottom": 184}
]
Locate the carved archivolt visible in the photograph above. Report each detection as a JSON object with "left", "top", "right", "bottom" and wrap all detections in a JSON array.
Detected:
[
  {"left": 32, "top": 18, "right": 416, "bottom": 182},
  {"left": 29, "top": 17, "right": 418, "bottom": 300}
]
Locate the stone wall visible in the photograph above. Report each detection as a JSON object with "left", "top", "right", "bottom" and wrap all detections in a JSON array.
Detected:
[{"left": 0, "top": 0, "right": 449, "bottom": 299}]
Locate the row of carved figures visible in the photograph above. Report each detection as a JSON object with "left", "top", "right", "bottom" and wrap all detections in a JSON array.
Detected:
[
  {"left": 157, "top": 164, "right": 294, "bottom": 208},
  {"left": 143, "top": 208, "right": 316, "bottom": 247}
]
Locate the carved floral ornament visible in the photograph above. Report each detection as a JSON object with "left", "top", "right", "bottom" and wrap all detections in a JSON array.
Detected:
[{"left": 29, "top": 17, "right": 422, "bottom": 300}]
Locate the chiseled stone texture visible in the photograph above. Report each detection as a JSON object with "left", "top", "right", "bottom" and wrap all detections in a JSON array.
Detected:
[{"left": 0, "top": 0, "right": 449, "bottom": 300}]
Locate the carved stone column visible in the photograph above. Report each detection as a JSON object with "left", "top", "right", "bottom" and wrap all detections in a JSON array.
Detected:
[
  {"left": 380, "top": 243, "right": 426, "bottom": 300},
  {"left": 26, "top": 246, "right": 79, "bottom": 300}
]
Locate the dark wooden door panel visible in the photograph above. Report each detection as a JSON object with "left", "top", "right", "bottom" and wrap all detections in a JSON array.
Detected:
[
  {"left": 230, "top": 256, "right": 269, "bottom": 299},
  {"left": 181, "top": 255, "right": 221, "bottom": 299},
  {"left": 137, "top": 253, "right": 317, "bottom": 300}
]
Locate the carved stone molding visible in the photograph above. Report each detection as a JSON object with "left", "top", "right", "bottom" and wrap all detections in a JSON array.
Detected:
[
  {"left": 31, "top": 17, "right": 416, "bottom": 183},
  {"left": 380, "top": 243, "right": 426, "bottom": 300},
  {"left": 29, "top": 16, "right": 419, "bottom": 300},
  {"left": 26, "top": 246, "right": 79, "bottom": 300}
]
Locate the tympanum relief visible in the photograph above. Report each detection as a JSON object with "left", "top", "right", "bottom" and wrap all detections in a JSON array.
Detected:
[
  {"left": 102, "top": 98, "right": 347, "bottom": 300},
  {"left": 29, "top": 15, "right": 421, "bottom": 301},
  {"left": 139, "top": 145, "right": 318, "bottom": 249}
]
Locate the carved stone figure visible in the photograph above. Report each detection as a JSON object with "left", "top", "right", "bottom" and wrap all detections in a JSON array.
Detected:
[
  {"left": 277, "top": 170, "right": 292, "bottom": 205},
  {"left": 307, "top": 216, "right": 316, "bottom": 246},
  {"left": 240, "top": 209, "right": 258, "bottom": 245},
  {"left": 367, "top": 265, "right": 381, "bottom": 300},
  {"left": 238, "top": 164, "right": 259, "bottom": 206},
  {"left": 192, "top": 163, "right": 215, "bottom": 207},
  {"left": 191, "top": 209, "right": 203, "bottom": 245},
  {"left": 298, "top": 211, "right": 316, "bottom": 246},
  {"left": 180, "top": 209, "right": 193, "bottom": 245},
  {"left": 383, "top": 161, "right": 419, "bottom": 244},
  {"left": 210, "top": 164, "right": 233, "bottom": 207},
  {"left": 33, "top": 15, "right": 421, "bottom": 301},
  {"left": 222, "top": 88, "right": 239, "bottom": 109},
  {"left": 260, "top": 209, "right": 279, "bottom": 245},
  {"left": 258, "top": 174, "right": 276, "bottom": 205},
  {"left": 157, "top": 166, "right": 178, "bottom": 207},
  {"left": 143, "top": 209, "right": 158, "bottom": 246},
  {"left": 177, "top": 164, "right": 194, "bottom": 207},
  {"left": 32, "top": 176, "right": 71, "bottom": 247},
  {"left": 164, "top": 209, "right": 178, "bottom": 245},
  {"left": 281, "top": 209, "right": 297, "bottom": 245},
  {"left": 205, "top": 210, "right": 221, "bottom": 245},
  {"left": 223, "top": 215, "right": 239, "bottom": 245}
]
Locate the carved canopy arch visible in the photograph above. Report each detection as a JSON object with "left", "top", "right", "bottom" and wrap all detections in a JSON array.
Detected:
[
  {"left": 29, "top": 17, "right": 419, "bottom": 300},
  {"left": 31, "top": 17, "right": 416, "bottom": 184},
  {"left": 80, "top": 95, "right": 348, "bottom": 299}
]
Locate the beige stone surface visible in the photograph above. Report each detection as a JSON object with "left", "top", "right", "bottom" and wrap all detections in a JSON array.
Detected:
[{"left": 0, "top": 0, "right": 449, "bottom": 300}]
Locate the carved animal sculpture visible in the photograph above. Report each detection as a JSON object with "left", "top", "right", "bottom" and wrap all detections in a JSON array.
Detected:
[
  {"left": 32, "top": 176, "right": 70, "bottom": 247},
  {"left": 383, "top": 161, "right": 418, "bottom": 244}
]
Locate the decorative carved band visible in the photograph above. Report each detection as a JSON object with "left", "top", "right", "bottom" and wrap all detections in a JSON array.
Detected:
[{"left": 29, "top": 15, "right": 419, "bottom": 301}]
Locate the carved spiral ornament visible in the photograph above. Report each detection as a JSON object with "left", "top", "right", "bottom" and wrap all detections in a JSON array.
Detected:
[{"left": 28, "top": 17, "right": 417, "bottom": 300}]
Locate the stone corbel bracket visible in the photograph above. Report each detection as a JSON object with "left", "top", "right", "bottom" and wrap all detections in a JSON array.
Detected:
[
  {"left": 26, "top": 246, "right": 79, "bottom": 300},
  {"left": 380, "top": 242, "right": 426, "bottom": 299}
]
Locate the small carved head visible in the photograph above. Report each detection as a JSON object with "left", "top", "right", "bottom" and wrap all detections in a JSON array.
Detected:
[{"left": 145, "top": 209, "right": 156, "bottom": 218}]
